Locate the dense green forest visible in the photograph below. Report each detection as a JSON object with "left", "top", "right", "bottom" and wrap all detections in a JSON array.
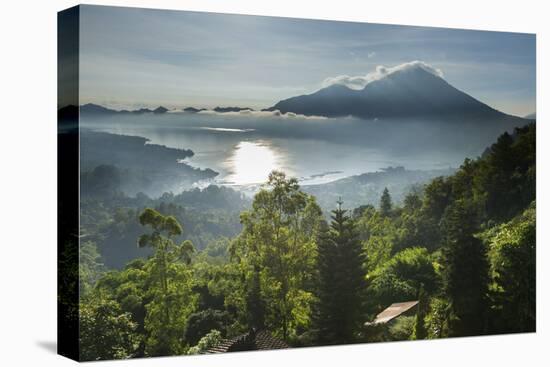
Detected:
[
  {"left": 73, "top": 124, "right": 535, "bottom": 360},
  {"left": 80, "top": 184, "right": 249, "bottom": 268}
]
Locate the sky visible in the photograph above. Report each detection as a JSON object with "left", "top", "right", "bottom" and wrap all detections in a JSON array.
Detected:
[{"left": 78, "top": 5, "right": 536, "bottom": 117}]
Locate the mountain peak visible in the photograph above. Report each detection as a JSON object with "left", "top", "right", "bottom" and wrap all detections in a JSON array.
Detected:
[
  {"left": 383, "top": 60, "right": 444, "bottom": 79},
  {"left": 153, "top": 106, "right": 169, "bottom": 114},
  {"left": 321, "top": 61, "right": 444, "bottom": 92},
  {"left": 267, "top": 62, "right": 518, "bottom": 121}
]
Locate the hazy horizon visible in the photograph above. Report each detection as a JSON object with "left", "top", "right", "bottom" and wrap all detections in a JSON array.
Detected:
[{"left": 76, "top": 5, "right": 536, "bottom": 117}]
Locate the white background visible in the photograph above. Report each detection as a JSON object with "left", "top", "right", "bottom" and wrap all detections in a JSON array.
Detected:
[{"left": 0, "top": 0, "right": 547, "bottom": 365}]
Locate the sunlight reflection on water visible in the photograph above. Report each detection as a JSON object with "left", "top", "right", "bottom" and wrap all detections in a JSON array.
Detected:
[{"left": 223, "top": 140, "right": 289, "bottom": 185}]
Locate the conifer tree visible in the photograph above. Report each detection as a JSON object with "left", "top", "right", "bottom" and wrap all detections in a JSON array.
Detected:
[
  {"left": 380, "top": 187, "right": 393, "bottom": 216},
  {"left": 315, "top": 199, "right": 365, "bottom": 344},
  {"left": 314, "top": 220, "right": 339, "bottom": 343},
  {"left": 441, "top": 200, "right": 489, "bottom": 337}
]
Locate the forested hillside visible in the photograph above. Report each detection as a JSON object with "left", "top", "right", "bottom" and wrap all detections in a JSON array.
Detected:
[
  {"left": 80, "top": 185, "right": 250, "bottom": 268},
  {"left": 74, "top": 124, "right": 535, "bottom": 360},
  {"left": 304, "top": 166, "right": 455, "bottom": 212},
  {"left": 80, "top": 131, "right": 218, "bottom": 196}
]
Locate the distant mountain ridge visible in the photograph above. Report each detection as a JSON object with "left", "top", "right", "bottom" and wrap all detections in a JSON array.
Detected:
[
  {"left": 213, "top": 106, "right": 254, "bottom": 113},
  {"left": 79, "top": 103, "right": 169, "bottom": 116},
  {"left": 183, "top": 107, "right": 206, "bottom": 113},
  {"left": 72, "top": 103, "right": 256, "bottom": 116},
  {"left": 266, "top": 64, "right": 526, "bottom": 122}
]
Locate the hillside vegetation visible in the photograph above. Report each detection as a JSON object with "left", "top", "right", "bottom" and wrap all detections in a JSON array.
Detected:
[{"left": 72, "top": 124, "right": 535, "bottom": 360}]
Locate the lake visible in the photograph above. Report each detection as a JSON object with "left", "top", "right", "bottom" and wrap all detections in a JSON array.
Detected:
[{"left": 81, "top": 111, "right": 517, "bottom": 189}]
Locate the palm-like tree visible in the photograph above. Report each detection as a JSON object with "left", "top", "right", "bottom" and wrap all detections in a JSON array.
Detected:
[{"left": 137, "top": 207, "right": 194, "bottom": 295}]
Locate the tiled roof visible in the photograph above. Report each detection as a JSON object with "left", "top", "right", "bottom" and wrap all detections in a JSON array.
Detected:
[
  {"left": 204, "top": 329, "right": 289, "bottom": 354},
  {"left": 365, "top": 301, "right": 419, "bottom": 325}
]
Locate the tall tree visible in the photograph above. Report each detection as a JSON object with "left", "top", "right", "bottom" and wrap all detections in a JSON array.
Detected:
[
  {"left": 412, "top": 286, "right": 428, "bottom": 340},
  {"left": 246, "top": 264, "right": 266, "bottom": 330},
  {"left": 441, "top": 200, "right": 489, "bottom": 337},
  {"left": 138, "top": 208, "right": 194, "bottom": 294},
  {"left": 230, "top": 171, "right": 323, "bottom": 340},
  {"left": 379, "top": 187, "right": 393, "bottom": 216},
  {"left": 137, "top": 208, "right": 195, "bottom": 355},
  {"left": 138, "top": 208, "right": 194, "bottom": 292},
  {"left": 315, "top": 199, "right": 366, "bottom": 344},
  {"left": 487, "top": 202, "right": 535, "bottom": 333},
  {"left": 79, "top": 241, "right": 105, "bottom": 298},
  {"left": 314, "top": 220, "right": 339, "bottom": 343}
]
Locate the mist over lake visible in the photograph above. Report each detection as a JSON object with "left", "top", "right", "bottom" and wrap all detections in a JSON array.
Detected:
[{"left": 81, "top": 111, "right": 518, "bottom": 190}]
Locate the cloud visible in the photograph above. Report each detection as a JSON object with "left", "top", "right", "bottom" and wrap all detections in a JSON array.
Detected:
[
  {"left": 367, "top": 52, "right": 377, "bottom": 58},
  {"left": 322, "top": 61, "right": 444, "bottom": 90},
  {"left": 194, "top": 109, "right": 328, "bottom": 120}
]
